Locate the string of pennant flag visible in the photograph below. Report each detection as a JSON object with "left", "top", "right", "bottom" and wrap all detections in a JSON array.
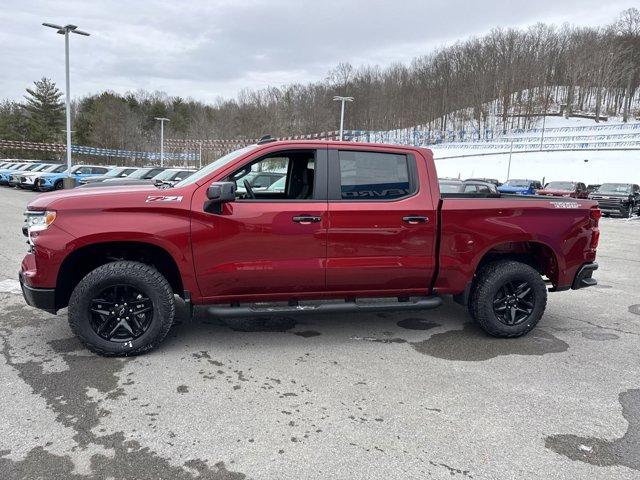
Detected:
[{"left": 1, "top": 122, "right": 640, "bottom": 160}]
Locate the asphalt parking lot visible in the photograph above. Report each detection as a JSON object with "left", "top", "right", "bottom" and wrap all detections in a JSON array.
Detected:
[{"left": 0, "top": 187, "right": 639, "bottom": 480}]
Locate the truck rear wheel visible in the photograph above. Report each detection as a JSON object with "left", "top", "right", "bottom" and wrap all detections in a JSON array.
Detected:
[
  {"left": 68, "top": 261, "right": 175, "bottom": 356},
  {"left": 469, "top": 260, "right": 547, "bottom": 338}
]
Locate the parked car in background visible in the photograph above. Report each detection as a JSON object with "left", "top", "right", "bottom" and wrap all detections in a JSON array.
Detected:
[
  {"left": 498, "top": 179, "right": 543, "bottom": 195},
  {"left": 438, "top": 179, "right": 498, "bottom": 195},
  {"left": 100, "top": 167, "right": 166, "bottom": 185},
  {"left": 438, "top": 179, "right": 463, "bottom": 193},
  {"left": 236, "top": 170, "right": 286, "bottom": 193},
  {"left": 8, "top": 163, "right": 54, "bottom": 187},
  {"left": 34, "top": 165, "right": 111, "bottom": 191},
  {"left": 587, "top": 184, "right": 601, "bottom": 194},
  {"left": 0, "top": 163, "right": 43, "bottom": 186},
  {"left": 152, "top": 168, "right": 196, "bottom": 185},
  {"left": 18, "top": 164, "right": 67, "bottom": 190},
  {"left": 466, "top": 177, "right": 502, "bottom": 187},
  {"left": 78, "top": 167, "right": 139, "bottom": 185},
  {"left": 536, "top": 181, "right": 588, "bottom": 198},
  {"left": 0, "top": 163, "right": 29, "bottom": 184},
  {"left": 588, "top": 183, "right": 640, "bottom": 217}
]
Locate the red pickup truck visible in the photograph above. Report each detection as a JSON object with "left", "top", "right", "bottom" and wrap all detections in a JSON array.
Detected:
[{"left": 19, "top": 140, "right": 601, "bottom": 356}]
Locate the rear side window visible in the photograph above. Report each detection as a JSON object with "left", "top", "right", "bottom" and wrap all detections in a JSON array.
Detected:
[
  {"left": 92, "top": 167, "right": 109, "bottom": 174},
  {"left": 338, "top": 151, "right": 412, "bottom": 200}
]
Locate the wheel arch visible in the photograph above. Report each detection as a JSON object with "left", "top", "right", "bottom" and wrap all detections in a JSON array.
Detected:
[
  {"left": 454, "top": 240, "right": 560, "bottom": 306},
  {"left": 55, "top": 240, "right": 184, "bottom": 310}
]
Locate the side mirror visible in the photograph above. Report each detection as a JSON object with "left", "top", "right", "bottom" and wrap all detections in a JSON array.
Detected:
[{"left": 204, "top": 181, "right": 236, "bottom": 214}]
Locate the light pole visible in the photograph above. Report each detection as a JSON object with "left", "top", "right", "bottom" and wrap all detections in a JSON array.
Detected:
[
  {"left": 155, "top": 117, "right": 170, "bottom": 166},
  {"left": 42, "top": 23, "right": 89, "bottom": 187},
  {"left": 333, "top": 96, "right": 354, "bottom": 141}
]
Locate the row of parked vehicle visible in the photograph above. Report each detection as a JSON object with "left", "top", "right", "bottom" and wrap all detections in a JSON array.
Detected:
[
  {"left": 438, "top": 177, "right": 640, "bottom": 218},
  {"left": 0, "top": 160, "right": 196, "bottom": 191}
]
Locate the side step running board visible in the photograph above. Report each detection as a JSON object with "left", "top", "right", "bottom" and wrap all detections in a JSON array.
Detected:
[{"left": 207, "top": 296, "right": 443, "bottom": 318}]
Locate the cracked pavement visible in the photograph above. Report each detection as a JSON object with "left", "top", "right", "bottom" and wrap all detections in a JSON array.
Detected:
[{"left": 1, "top": 188, "right": 639, "bottom": 479}]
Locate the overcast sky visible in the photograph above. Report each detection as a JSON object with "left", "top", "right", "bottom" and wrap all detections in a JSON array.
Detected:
[{"left": 1, "top": 0, "right": 637, "bottom": 104}]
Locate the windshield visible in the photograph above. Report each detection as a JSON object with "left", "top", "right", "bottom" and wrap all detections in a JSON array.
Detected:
[
  {"left": 126, "top": 169, "right": 154, "bottom": 179},
  {"left": 103, "top": 167, "right": 128, "bottom": 177},
  {"left": 505, "top": 179, "right": 531, "bottom": 188},
  {"left": 32, "top": 164, "right": 51, "bottom": 172},
  {"left": 597, "top": 183, "right": 632, "bottom": 194},
  {"left": 43, "top": 164, "right": 66, "bottom": 173},
  {"left": 173, "top": 145, "right": 259, "bottom": 188},
  {"left": 439, "top": 181, "right": 462, "bottom": 193},
  {"left": 545, "top": 182, "right": 575, "bottom": 190},
  {"left": 152, "top": 170, "right": 181, "bottom": 181}
]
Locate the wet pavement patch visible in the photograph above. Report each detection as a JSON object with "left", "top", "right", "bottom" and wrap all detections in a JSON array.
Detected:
[
  {"left": 350, "top": 336, "right": 407, "bottom": 344},
  {"left": 293, "top": 330, "right": 321, "bottom": 338},
  {"left": 0, "top": 332, "right": 245, "bottom": 479},
  {"left": 629, "top": 305, "right": 640, "bottom": 316},
  {"left": 581, "top": 332, "right": 620, "bottom": 341},
  {"left": 225, "top": 316, "right": 296, "bottom": 332},
  {"left": 545, "top": 389, "right": 640, "bottom": 472},
  {"left": 410, "top": 323, "right": 568, "bottom": 361},
  {"left": 397, "top": 318, "right": 440, "bottom": 330}
]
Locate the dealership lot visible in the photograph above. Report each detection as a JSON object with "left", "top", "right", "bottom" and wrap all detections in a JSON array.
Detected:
[{"left": 0, "top": 187, "right": 639, "bottom": 479}]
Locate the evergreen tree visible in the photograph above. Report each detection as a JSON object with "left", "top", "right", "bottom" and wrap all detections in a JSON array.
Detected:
[{"left": 23, "top": 78, "right": 64, "bottom": 142}]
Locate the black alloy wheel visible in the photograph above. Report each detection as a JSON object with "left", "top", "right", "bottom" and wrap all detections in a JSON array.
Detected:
[
  {"left": 89, "top": 284, "right": 153, "bottom": 342},
  {"left": 492, "top": 280, "right": 534, "bottom": 326}
]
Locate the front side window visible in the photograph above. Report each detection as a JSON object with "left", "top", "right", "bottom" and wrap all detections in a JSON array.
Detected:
[
  {"left": 339, "top": 151, "right": 411, "bottom": 200},
  {"left": 227, "top": 150, "right": 316, "bottom": 201}
]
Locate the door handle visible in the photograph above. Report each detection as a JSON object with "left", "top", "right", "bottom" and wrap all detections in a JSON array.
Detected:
[
  {"left": 292, "top": 215, "right": 321, "bottom": 224},
  {"left": 402, "top": 216, "right": 428, "bottom": 224}
]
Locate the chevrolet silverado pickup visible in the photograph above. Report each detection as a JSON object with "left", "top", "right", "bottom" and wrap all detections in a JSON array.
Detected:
[{"left": 19, "top": 139, "right": 601, "bottom": 356}]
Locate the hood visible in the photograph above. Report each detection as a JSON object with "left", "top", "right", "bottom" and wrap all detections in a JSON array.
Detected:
[
  {"left": 35, "top": 171, "right": 66, "bottom": 178},
  {"left": 536, "top": 188, "right": 573, "bottom": 196},
  {"left": 27, "top": 184, "right": 165, "bottom": 210},
  {"left": 498, "top": 185, "right": 529, "bottom": 193},
  {"left": 589, "top": 192, "right": 631, "bottom": 199}
]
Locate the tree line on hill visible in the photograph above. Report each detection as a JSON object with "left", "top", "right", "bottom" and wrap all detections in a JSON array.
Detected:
[{"left": 0, "top": 8, "right": 638, "bottom": 162}]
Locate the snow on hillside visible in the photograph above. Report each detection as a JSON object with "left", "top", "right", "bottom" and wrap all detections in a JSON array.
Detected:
[
  {"left": 432, "top": 149, "right": 639, "bottom": 185},
  {"left": 428, "top": 115, "right": 640, "bottom": 184}
]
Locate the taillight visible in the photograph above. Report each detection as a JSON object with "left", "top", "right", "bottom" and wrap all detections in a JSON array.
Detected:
[{"left": 589, "top": 207, "right": 601, "bottom": 249}]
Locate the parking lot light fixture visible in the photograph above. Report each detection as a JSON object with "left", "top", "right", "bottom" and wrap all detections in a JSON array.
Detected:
[
  {"left": 333, "top": 96, "right": 354, "bottom": 141},
  {"left": 42, "top": 22, "right": 90, "bottom": 187},
  {"left": 155, "top": 117, "right": 170, "bottom": 167}
]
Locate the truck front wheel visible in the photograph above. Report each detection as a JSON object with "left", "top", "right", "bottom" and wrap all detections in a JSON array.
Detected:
[
  {"left": 68, "top": 261, "right": 175, "bottom": 356},
  {"left": 469, "top": 260, "right": 547, "bottom": 338}
]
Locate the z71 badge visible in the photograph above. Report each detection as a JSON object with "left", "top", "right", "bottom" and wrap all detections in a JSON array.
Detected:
[
  {"left": 550, "top": 201, "right": 579, "bottom": 209},
  {"left": 146, "top": 195, "right": 183, "bottom": 203}
]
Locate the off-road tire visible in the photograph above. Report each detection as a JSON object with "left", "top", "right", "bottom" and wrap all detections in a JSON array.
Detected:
[
  {"left": 68, "top": 261, "right": 175, "bottom": 356},
  {"left": 469, "top": 260, "right": 547, "bottom": 338}
]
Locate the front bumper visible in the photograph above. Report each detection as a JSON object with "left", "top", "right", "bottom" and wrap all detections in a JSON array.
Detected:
[
  {"left": 19, "top": 271, "right": 57, "bottom": 314},
  {"left": 571, "top": 262, "right": 598, "bottom": 290}
]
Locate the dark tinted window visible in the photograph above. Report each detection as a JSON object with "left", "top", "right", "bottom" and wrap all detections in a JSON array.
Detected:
[
  {"left": 339, "top": 151, "right": 411, "bottom": 200},
  {"left": 144, "top": 168, "right": 164, "bottom": 179},
  {"left": 92, "top": 167, "right": 109, "bottom": 174}
]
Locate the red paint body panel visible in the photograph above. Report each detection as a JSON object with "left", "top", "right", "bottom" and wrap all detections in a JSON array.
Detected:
[{"left": 20, "top": 140, "right": 599, "bottom": 309}]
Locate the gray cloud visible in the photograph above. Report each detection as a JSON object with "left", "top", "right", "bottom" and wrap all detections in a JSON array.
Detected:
[{"left": 0, "top": 0, "right": 637, "bottom": 103}]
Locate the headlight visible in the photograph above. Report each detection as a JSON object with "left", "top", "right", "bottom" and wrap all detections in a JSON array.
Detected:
[{"left": 24, "top": 210, "right": 57, "bottom": 233}]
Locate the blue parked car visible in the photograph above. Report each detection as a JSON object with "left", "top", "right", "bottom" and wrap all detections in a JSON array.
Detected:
[
  {"left": 498, "top": 179, "right": 543, "bottom": 195},
  {"left": 35, "top": 164, "right": 111, "bottom": 191},
  {"left": 0, "top": 162, "right": 43, "bottom": 185}
]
